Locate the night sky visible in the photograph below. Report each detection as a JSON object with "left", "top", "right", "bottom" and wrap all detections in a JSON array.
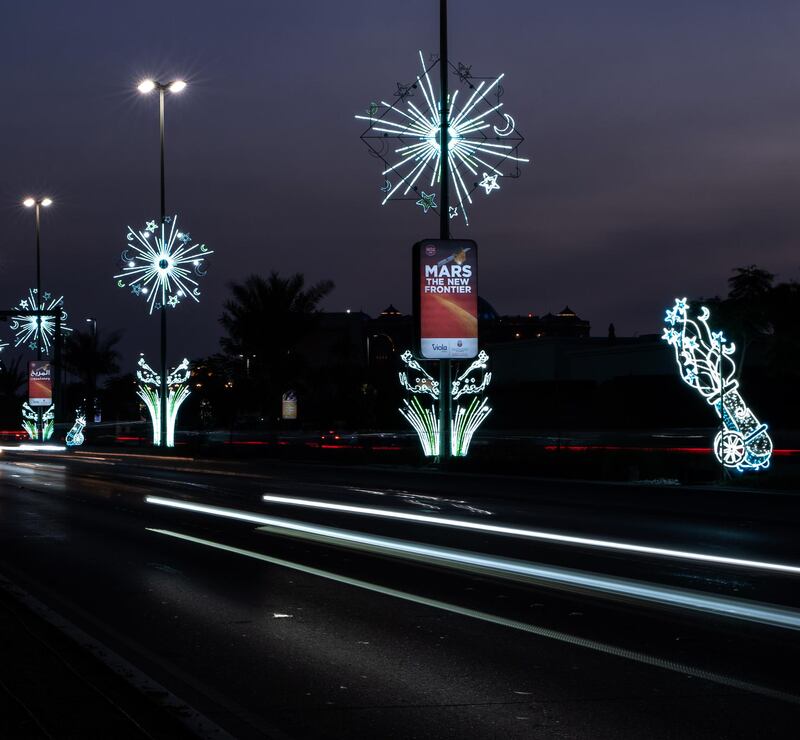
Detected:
[{"left": 2, "top": 0, "right": 800, "bottom": 366}]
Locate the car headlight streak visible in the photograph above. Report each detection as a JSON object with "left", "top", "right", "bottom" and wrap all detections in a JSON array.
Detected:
[{"left": 145, "top": 496, "right": 800, "bottom": 632}]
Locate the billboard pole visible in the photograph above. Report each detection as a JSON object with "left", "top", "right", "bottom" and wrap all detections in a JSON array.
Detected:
[{"left": 438, "top": 0, "right": 451, "bottom": 462}]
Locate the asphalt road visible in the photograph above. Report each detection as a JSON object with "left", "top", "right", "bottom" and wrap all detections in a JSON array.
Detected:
[{"left": 1, "top": 448, "right": 799, "bottom": 739}]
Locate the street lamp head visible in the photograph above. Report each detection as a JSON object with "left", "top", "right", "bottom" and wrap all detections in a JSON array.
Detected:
[
  {"left": 137, "top": 79, "right": 156, "bottom": 94},
  {"left": 169, "top": 80, "right": 186, "bottom": 93},
  {"left": 23, "top": 197, "right": 35, "bottom": 208},
  {"left": 41, "top": 197, "right": 52, "bottom": 207}
]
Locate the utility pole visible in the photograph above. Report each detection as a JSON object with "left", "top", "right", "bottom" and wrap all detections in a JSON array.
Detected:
[{"left": 438, "top": 0, "right": 451, "bottom": 462}]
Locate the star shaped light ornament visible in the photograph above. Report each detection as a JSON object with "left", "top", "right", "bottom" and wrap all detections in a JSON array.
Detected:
[
  {"left": 114, "top": 215, "right": 213, "bottom": 315},
  {"left": 479, "top": 172, "right": 500, "bottom": 194},
  {"left": 416, "top": 191, "right": 437, "bottom": 213},
  {"left": 357, "top": 50, "right": 528, "bottom": 225}
]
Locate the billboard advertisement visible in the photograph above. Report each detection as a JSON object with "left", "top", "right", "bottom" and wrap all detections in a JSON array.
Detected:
[
  {"left": 413, "top": 239, "right": 478, "bottom": 359},
  {"left": 28, "top": 361, "right": 53, "bottom": 407}
]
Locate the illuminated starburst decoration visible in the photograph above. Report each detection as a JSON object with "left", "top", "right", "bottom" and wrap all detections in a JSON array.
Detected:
[
  {"left": 9, "top": 289, "right": 72, "bottom": 355},
  {"left": 662, "top": 298, "right": 772, "bottom": 471},
  {"left": 356, "top": 51, "right": 528, "bottom": 225},
  {"left": 114, "top": 215, "right": 213, "bottom": 315}
]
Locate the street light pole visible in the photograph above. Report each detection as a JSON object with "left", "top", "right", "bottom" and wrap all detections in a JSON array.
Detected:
[
  {"left": 138, "top": 77, "right": 186, "bottom": 447},
  {"left": 24, "top": 196, "right": 52, "bottom": 441},
  {"left": 159, "top": 85, "right": 168, "bottom": 450},
  {"left": 438, "top": 0, "right": 451, "bottom": 462},
  {"left": 85, "top": 317, "right": 97, "bottom": 425}
]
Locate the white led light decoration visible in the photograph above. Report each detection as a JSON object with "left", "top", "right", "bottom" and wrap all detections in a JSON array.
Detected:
[
  {"left": 356, "top": 51, "right": 528, "bottom": 225},
  {"left": 22, "top": 402, "right": 54, "bottom": 441},
  {"left": 66, "top": 411, "right": 86, "bottom": 447},
  {"left": 10, "top": 289, "right": 72, "bottom": 354},
  {"left": 136, "top": 356, "right": 191, "bottom": 447},
  {"left": 398, "top": 349, "right": 492, "bottom": 457},
  {"left": 114, "top": 215, "right": 213, "bottom": 314},
  {"left": 450, "top": 350, "right": 492, "bottom": 457},
  {"left": 662, "top": 298, "right": 772, "bottom": 471},
  {"left": 398, "top": 350, "right": 440, "bottom": 456}
]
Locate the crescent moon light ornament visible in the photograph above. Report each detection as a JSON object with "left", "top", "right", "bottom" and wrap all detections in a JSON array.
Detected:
[
  {"left": 493, "top": 113, "right": 515, "bottom": 137},
  {"left": 380, "top": 179, "right": 392, "bottom": 192}
]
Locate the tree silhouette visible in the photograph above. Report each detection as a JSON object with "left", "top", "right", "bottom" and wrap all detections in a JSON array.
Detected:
[
  {"left": 0, "top": 357, "right": 27, "bottom": 426},
  {"left": 219, "top": 272, "right": 334, "bottom": 418},
  {"left": 63, "top": 328, "right": 122, "bottom": 422}
]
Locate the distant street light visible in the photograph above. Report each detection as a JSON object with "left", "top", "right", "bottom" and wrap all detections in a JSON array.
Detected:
[
  {"left": 136, "top": 77, "right": 187, "bottom": 447},
  {"left": 23, "top": 195, "right": 53, "bottom": 441}
]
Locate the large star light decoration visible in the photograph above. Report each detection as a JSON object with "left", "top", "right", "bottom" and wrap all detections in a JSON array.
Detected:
[
  {"left": 9, "top": 289, "right": 72, "bottom": 355},
  {"left": 356, "top": 51, "right": 528, "bottom": 225},
  {"left": 115, "top": 215, "right": 213, "bottom": 314}
]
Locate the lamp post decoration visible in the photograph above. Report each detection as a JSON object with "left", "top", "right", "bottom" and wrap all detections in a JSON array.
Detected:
[
  {"left": 22, "top": 402, "right": 54, "bottom": 441},
  {"left": 66, "top": 411, "right": 86, "bottom": 447},
  {"left": 662, "top": 298, "right": 773, "bottom": 471},
  {"left": 136, "top": 356, "right": 191, "bottom": 448},
  {"left": 130, "top": 76, "right": 202, "bottom": 447},
  {"left": 398, "top": 350, "right": 441, "bottom": 457},
  {"left": 9, "top": 289, "right": 72, "bottom": 353},
  {"left": 398, "top": 348, "right": 492, "bottom": 458},
  {"left": 356, "top": 50, "right": 528, "bottom": 225},
  {"left": 114, "top": 215, "right": 213, "bottom": 313}
]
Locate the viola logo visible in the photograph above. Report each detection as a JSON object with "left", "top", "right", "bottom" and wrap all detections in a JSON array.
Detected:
[{"left": 432, "top": 343, "right": 448, "bottom": 351}]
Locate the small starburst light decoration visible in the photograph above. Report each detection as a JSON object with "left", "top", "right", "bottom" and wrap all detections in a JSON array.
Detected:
[
  {"left": 115, "top": 215, "right": 213, "bottom": 314},
  {"left": 9, "top": 289, "right": 72, "bottom": 354}
]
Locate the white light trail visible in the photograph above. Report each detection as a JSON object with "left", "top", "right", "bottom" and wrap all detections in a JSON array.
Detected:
[
  {"left": 259, "top": 494, "right": 800, "bottom": 576},
  {"left": 146, "top": 526, "right": 800, "bottom": 705},
  {"left": 146, "top": 496, "right": 800, "bottom": 630}
]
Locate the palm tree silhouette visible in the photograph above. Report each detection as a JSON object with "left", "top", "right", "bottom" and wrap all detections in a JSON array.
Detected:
[
  {"left": 219, "top": 272, "right": 334, "bottom": 417},
  {"left": 63, "top": 328, "right": 122, "bottom": 424}
]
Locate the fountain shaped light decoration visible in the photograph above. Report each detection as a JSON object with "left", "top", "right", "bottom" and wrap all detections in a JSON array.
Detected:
[
  {"left": 22, "top": 402, "right": 54, "bottom": 441},
  {"left": 136, "top": 356, "right": 191, "bottom": 447},
  {"left": 450, "top": 350, "right": 492, "bottom": 456},
  {"left": 662, "top": 298, "right": 772, "bottom": 471},
  {"left": 398, "top": 349, "right": 492, "bottom": 457},
  {"left": 398, "top": 350, "right": 441, "bottom": 456}
]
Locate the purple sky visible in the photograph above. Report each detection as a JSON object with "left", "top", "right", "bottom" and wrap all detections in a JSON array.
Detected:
[{"left": 2, "top": 0, "right": 800, "bottom": 365}]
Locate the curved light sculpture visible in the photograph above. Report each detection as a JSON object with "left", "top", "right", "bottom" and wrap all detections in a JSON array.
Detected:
[{"left": 662, "top": 298, "right": 772, "bottom": 471}]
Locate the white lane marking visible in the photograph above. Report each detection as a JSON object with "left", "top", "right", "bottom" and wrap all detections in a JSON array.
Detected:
[
  {"left": 147, "top": 526, "right": 800, "bottom": 706},
  {"left": 261, "top": 494, "right": 800, "bottom": 575},
  {"left": 145, "top": 496, "right": 800, "bottom": 631}
]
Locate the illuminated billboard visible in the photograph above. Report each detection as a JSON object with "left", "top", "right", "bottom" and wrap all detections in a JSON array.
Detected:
[
  {"left": 413, "top": 239, "right": 478, "bottom": 359},
  {"left": 28, "top": 360, "right": 52, "bottom": 407}
]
